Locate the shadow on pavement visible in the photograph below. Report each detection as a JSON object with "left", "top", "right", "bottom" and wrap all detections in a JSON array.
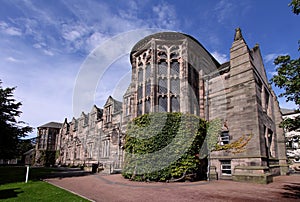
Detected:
[
  {"left": 281, "top": 183, "right": 300, "bottom": 199},
  {"left": 42, "top": 167, "right": 93, "bottom": 179}
]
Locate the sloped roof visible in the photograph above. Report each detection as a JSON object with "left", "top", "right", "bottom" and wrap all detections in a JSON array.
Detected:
[
  {"left": 281, "top": 108, "right": 297, "bottom": 115},
  {"left": 38, "top": 122, "right": 62, "bottom": 129},
  {"left": 104, "top": 96, "right": 123, "bottom": 113}
]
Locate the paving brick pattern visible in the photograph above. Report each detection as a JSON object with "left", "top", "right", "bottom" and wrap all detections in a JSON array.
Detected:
[{"left": 46, "top": 174, "right": 300, "bottom": 202}]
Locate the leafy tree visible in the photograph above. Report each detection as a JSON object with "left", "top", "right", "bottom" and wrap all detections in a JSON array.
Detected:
[
  {"left": 0, "top": 80, "right": 33, "bottom": 160},
  {"left": 270, "top": 1, "right": 300, "bottom": 131},
  {"left": 289, "top": 0, "right": 300, "bottom": 15}
]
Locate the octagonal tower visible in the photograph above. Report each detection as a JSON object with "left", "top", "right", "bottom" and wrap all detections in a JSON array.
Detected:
[{"left": 129, "top": 32, "right": 220, "bottom": 119}]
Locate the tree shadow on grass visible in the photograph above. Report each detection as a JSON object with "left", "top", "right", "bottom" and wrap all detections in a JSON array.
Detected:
[
  {"left": 281, "top": 183, "right": 300, "bottom": 199},
  {"left": 0, "top": 167, "right": 93, "bottom": 185},
  {"left": 0, "top": 188, "right": 23, "bottom": 200}
]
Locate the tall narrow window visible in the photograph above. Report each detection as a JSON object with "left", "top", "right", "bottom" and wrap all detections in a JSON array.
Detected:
[
  {"left": 145, "top": 80, "right": 151, "bottom": 97},
  {"left": 137, "top": 101, "right": 142, "bottom": 116},
  {"left": 74, "top": 120, "right": 78, "bottom": 131},
  {"left": 171, "top": 96, "right": 180, "bottom": 112},
  {"left": 145, "top": 98, "right": 151, "bottom": 114},
  {"left": 137, "top": 85, "right": 143, "bottom": 100},
  {"left": 158, "top": 61, "right": 168, "bottom": 76},
  {"left": 138, "top": 69, "right": 143, "bottom": 83},
  {"left": 171, "top": 61, "right": 180, "bottom": 75},
  {"left": 265, "top": 88, "right": 270, "bottom": 114},
  {"left": 106, "top": 106, "right": 111, "bottom": 122},
  {"left": 145, "top": 63, "right": 151, "bottom": 78},
  {"left": 158, "top": 78, "right": 167, "bottom": 94},
  {"left": 158, "top": 96, "right": 167, "bottom": 112},
  {"left": 171, "top": 79, "right": 180, "bottom": 95}
]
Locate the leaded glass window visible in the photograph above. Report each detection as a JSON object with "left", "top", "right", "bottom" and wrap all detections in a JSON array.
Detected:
[
  {"left": 145, "top": 99, "right": 150, "bottom": 114},
  {"left": 137, "top": 85, "right": 143, "bottom": 100},
  {"left": 171, "top": 79, "right": 180, "bottom": 95},
  {"left": 158, "top": 78, "right": 167, "bottom": 94},
  {"left": 158, "top": 61, "right": 168, "bottom": 76},
  {"left": 145, "top": 63, "right": 151, "bottom": 78},
  {"left": 171, "top": 61, "right": 180, "bottom": 75},
  {"left": 137, "top": 102, "right": 142, "bottom": 116},
  {"left": 145, "top": 80, "right": 151, "bottom": 97},
  {"left": 158, "top": 96, "right": 167, "bottom": 112},
  {"left": 171, "top": 96, "right": 180, "bottom": 112},
  {"left": 138, "top": 69, "right": 143, "bottom": 83}
]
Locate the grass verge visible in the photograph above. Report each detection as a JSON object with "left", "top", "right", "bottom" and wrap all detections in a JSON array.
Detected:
[
  {"left": 0, "top": 167, "right": 90, "bottom": 201},
  {"left": 0, "top": 180, "right": 89, "bottom": 201}
]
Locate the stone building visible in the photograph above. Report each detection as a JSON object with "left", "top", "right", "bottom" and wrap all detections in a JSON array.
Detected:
[
  {"left": 52, "top": 28, "right": 287, "bottom": 182},
  {"left": 55, "top": 99, "right": 125, "bottom": 173},
  {"left": 282, "top": 109, "right": 300, "bottom": 171},
  {"left": 35, "top": 122, "right": 62, "bottom": 166}
]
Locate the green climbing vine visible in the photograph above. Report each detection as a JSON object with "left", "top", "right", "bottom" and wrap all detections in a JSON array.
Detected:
[
  {"left": 207, "top": 119, "right": 253, "bottom": 154},
  {"left": 214, "top": 134, "right": 253, "bottom": 154},
  {"left": 122, "top": 112, "right": 207, "bottom": 182}
]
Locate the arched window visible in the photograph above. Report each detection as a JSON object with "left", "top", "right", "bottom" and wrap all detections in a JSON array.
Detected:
[
  {"left": 137, "top": 101, "right": 143, "bottom": 116},
  {"left": 145, "top": 98, "right": 151, "bottom": 114},
  {"left": 171, "top": 96, "right": 180, "bottom": 112},
  {"left": 158, "top": 96, "right": 167, "bottom": 112}
]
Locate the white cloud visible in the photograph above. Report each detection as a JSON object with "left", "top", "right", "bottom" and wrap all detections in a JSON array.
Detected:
[
  {"left": 0, "top": 0, "right": 182, "bottom": 135},
  {"left": 152, "top": 3, "right": 177, "bottom": 29},
  {"left": 86, "top": 32, "right": 108, "bottom": 52},
  {"left": 6, "top": 57, "right": 22, "bottom": 63},
  {"left": 214, "top": 0, "right": 234, "bottom": 23},
  {"left": 43, "top": 49, "right": 54, "bottom": 56},
  {"left": 33, "top": 43, "right": 42, "bottom": 49},
  {"left": 211, "top": 51, "right": 228, "bottom": 64},
  {"left": 264, "top": 53, "right": 288, "bottom": 64},
  {"left": 0, "top": 21, "right": 22, "bottom": 36}
]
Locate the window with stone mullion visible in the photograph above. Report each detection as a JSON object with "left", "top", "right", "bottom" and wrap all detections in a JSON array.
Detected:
[
  {"left": 170, "top": 60, "right": 180, "bottom": 76},
  {"left": 171, "top": 96, "right": 180, "bottom": 112},
  {"left": 145, "top": 80, "right": 151, "bottom": 97},
  {"left": 158, "top": 78, "right": 167, "bottom": 94},
  {"left": 158, "top": 61, "right": 168, "bottom": 76},
  {"left": 145, "top": 98, "right": 151, "bottom": 114},
  {"left": 170, "top": 78, "right": 180, "bottom": 95},
  {"left": 158, "top": 96, "right": 167, "bottom": 112}
]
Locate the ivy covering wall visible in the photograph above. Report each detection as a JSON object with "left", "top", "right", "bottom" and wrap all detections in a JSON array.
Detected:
[{"left": 122, "top": 112, "right": 207, "bottom": 182}]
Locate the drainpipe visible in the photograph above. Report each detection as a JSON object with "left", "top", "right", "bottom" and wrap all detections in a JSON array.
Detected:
[{"left": 205, "top": 76, "right": 210, "bottom": 181}]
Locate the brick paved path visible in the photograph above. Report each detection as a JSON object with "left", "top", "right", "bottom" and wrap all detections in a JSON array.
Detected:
[{"left": 46, "top": 174, "right": 300, "bottom": 202}]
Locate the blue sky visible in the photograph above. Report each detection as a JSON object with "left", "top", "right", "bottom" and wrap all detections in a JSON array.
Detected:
[{"left": 0, "top": 0, "right": 299, "bottom": 138}]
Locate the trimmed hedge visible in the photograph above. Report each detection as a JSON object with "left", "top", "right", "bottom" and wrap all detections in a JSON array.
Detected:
[{"left": 122, "top": 112, "right": 207, "bottom": 182}]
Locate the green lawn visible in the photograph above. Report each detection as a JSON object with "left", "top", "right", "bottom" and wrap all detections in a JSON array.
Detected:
[{"left": 0, "top": 167, "right": 90, "bottom": 201}]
